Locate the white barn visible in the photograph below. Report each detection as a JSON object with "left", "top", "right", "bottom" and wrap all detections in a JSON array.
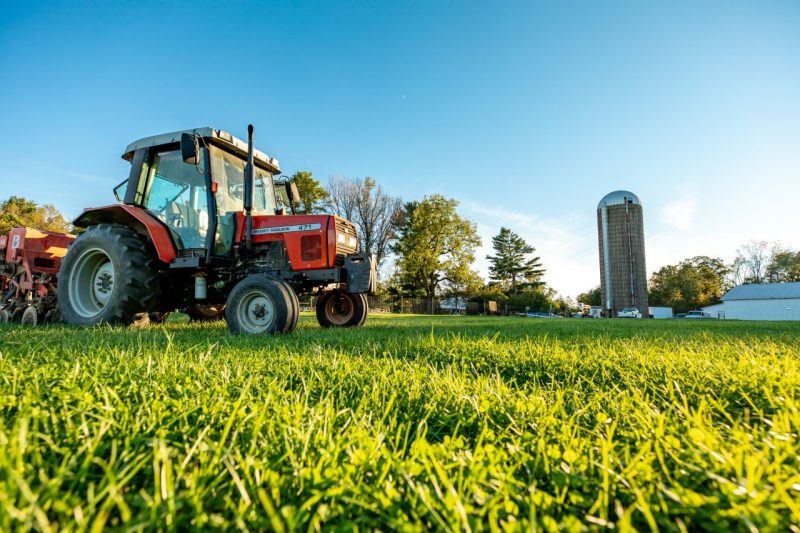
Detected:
[{"left": 703, "top": 282, "right": 800, "bottom": 321}]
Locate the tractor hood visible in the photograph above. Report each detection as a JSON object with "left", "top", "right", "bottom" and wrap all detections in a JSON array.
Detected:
[{"left": 122, "top": 127, "right": 281, "bottom": 174}]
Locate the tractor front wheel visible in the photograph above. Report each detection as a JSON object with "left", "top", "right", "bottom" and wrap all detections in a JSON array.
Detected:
[
  {"left": 58, "top": 224, "right": 161, "bottom": 326},
  {"left": 315, "top": 291, "right": 368, "bottom": 328},
  {"left": 225, "top": 275, "right": 296, "bottom": 335}
]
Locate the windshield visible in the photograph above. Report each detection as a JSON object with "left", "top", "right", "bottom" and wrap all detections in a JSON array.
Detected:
[{"left": 209, "top": 146, "right": 275, "bottom": 215}]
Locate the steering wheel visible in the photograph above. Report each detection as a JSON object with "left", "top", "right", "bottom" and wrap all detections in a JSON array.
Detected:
[{"left": 165, "top": 202, "right": 185, "bottom": 228}]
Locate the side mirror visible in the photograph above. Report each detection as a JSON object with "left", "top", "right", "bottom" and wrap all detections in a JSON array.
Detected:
[
  {"left": 286, "top": 181, "right": 300, "bottom": 206},
  {"left": 181, "top": 133, "right": 200, "bottom": 164}
]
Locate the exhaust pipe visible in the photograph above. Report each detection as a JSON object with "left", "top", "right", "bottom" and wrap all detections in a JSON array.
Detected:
[{"left": 244, "top": 124, "right": 255, "bottom": 251}]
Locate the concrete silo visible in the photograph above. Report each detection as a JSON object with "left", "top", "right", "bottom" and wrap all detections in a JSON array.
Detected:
[{"left": 597, "top": 191, "right": 648, "bottom": 317}]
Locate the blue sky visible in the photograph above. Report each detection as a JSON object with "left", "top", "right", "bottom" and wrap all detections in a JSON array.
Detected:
[{"left": 1, "top": 1, "right": 799, "bottom": 296}]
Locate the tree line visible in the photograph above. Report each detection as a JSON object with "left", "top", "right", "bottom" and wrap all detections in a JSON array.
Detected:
[
  {"left": 577, "top": 241, "right": 800, "bottom": 314},
  {"left": 289, "top": 172, "right": 558, "bottom": 313},
  {"left": 7, "top": 178, "right": 799, "bottom": 318},
  {"left": 0, "top": 196, "right": 71, "bottom": 235}
]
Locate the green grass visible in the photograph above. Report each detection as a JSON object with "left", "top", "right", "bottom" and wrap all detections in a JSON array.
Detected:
[{"left": 1, "top": 315, "right": 799, "bottom": 531}]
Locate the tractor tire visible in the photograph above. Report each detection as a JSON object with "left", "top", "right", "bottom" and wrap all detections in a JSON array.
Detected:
[
  {"left": 0, "top": 309, "right": 10, "bottom": 324},
  {"left": 356, "top": 293, "right": 369, "bottom": 327},
  {"left": 274, "top": 280, "right": 299, "bottom": 333},
  {"left": 21, "top": 307, "right": 38, "bottom": 326},
  {"left": 58, "top": 224, "right": 161, "bottom": 326},
  {"left": 225, "top": 274, "right": 293, "bottom": 335},
  {"left": 315, "top": 291, "right": 368, "bottom": 328},
  {"left": 185, "top": 303, "right": 226, "bottom": 322}
]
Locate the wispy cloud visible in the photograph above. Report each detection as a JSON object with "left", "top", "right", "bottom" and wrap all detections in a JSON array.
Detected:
[{"left": 659, "top": 193, "right": 698, "bottom": 231}]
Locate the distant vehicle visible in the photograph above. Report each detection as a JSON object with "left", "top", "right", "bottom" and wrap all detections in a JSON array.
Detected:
[
  {"left": 527, "top": 312, "right": 554, "bottom": 318},
  {"left": 618, "top": 307, "right": 642, "bottom": 318},
  {"left": 648, "top": 306, "right": 673, "bottom": 319},
  {"left": 685, "top": 310, "right": 714, "bottom": 319},
  {"left": 588, "top": 306, "right": 602, "bottom": 318},
  {"left": 528, "top": 311, "right": 550, "bottom": 318}
]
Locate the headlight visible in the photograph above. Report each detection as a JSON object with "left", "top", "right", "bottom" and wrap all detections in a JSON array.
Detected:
[{"left": 336, "top": 233, "right": 358, "bottom": 249}]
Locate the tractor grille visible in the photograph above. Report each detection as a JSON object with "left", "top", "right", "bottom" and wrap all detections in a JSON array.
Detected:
[{"left": 334, "top": 218, "right": 359, "bottom": 264}]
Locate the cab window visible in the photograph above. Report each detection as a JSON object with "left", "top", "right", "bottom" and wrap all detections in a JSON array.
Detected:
[
  {"left": 143, "top": 149, "right": 210, "bottom": 250},
  {"left": 209, "top": 146, "right": 275, "bottom": 256},
  {"left": 209, "top": 146, "right": 275, "bottom": 215}
]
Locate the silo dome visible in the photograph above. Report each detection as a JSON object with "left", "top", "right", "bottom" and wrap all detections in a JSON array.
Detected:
[{"left": 597, "top": 190, "right": 641, "bottom": 209}]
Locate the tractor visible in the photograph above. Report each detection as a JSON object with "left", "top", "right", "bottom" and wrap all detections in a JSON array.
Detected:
[{"left": 57, "top": 126, "right": 376, "bottom": 334}]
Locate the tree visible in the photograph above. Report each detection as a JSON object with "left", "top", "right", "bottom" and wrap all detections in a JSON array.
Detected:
[
  {"left": 393, "top": 195, "right": 481, "bottom": 312},
  {"left": 290, "top": 171, "right": 328, "bottom": 215},
  {"left": 765, "top": 248, "right": 800, "bottom": 282},
  {"left": 576, "top": 286, "right": 601, "bottom": 306},
  {"left": 0, "top": 196, "right": 70, "bottom": 234},
  {"left": 731, "top": 240, "right": 773, "bottom": 285},
  {"left": 326, "top": 176, "right": 402, "bottom": 269},
  {"left": 505, "top": 286, "right": 551, "bottom": 310},
  {"left": 474, "top": 283, "right": 509, "bottom": 304},
  {"left": 441, "top": 266, "right": 483, "bottom": 300},
  {"left": 486, "top": 227, "right": 545, "bottom": 293},
  {"left": 648, "top": 256, "right": 730, "bottom": 313}
]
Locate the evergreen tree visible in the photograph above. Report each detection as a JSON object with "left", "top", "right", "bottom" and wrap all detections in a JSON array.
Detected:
[
  {"left": 486, "top": 227, "right": 545, "bottom": 293},
  {"left": 290, "top": 171, "right": 328, "bottom": 214}
]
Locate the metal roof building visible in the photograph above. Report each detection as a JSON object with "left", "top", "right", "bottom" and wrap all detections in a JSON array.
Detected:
[{"left": 703, "top": 282, "right": 800, "bottom": 320}]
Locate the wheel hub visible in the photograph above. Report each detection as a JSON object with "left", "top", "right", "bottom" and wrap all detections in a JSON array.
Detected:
[
  {"left": 69, "top": 248, "right": 115, "bottom": 318},
  {"left": 236, "top": 291, "right": 275, "bottom": 332},
  {"left": 251, "top": 302, "right": 267, "bottom": 319},
  {"left": 93, "top": 264, "right": 114, "bottom": 304},
  {"left": 324, "top": 293, "right": 355, "bottom": 325}
]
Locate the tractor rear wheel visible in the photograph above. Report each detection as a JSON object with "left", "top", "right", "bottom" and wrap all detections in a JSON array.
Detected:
[
  {"left": 315, "top": 291, "right": 368, "bottom": 328},
  {"left": 225, "top": 274, "right": 295, "bottom": 335},
  {"left": 58, "top": 224, "right": 161, "bottom": 326},
  {"left": 185, "top": 303, "right": 226, "bottom": 322}
]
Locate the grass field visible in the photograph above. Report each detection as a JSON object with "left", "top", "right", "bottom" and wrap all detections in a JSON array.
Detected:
[{"left": 1, "top": 315, "right": 799, "bottom": 531}]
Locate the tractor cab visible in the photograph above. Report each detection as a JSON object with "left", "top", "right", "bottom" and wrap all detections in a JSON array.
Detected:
[{"left": 114, "top": 127, "right": 284, "bottom": 258}]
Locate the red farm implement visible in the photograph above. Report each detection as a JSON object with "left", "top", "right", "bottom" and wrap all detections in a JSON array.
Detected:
[{"left": 0, "top": 227, "right": 76, "bottom": 324}]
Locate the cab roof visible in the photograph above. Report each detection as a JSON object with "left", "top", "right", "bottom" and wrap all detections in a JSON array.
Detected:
[{"left": 122, "top": 127, "right": 281, "bottom": 174}]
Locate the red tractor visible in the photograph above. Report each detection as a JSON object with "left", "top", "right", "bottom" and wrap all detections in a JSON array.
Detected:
[
  {"left": 57, "top": 126, "right": 375, "bottom": 334},
  {"left": 1, "top": 227, "right": 76, "bottom": 324}
]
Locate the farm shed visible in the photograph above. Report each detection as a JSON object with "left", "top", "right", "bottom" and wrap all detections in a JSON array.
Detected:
[{"left": 703, "top": 282, "right": 800, "bottom": 321}]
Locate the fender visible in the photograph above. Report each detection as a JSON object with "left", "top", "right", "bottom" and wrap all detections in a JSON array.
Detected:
[{"left": 73, "top": 205, "right": 177, "bottom": 263}]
